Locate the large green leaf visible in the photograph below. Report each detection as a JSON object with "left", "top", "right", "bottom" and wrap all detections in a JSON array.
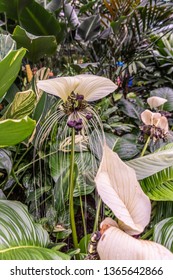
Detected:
[
  {"left": 153, "top": 217, "right": 173, "bottom": 252},
  {"left": 0, "top": 200, "right": 70, "bottom": 259},
  {"left": 12, "top": 26, "right": 57, "bottom": 62},
  {"left": 140, "top": 166, "right": 173, "bottom": 201},
  {"left": 0, "top": 0, "right": 61, "bottom": 37},
  {"left": 1, "top": 89, "right": 36, "bottom": 120},
  {"left": 127, "top": 143, "right": 173, "bottom": 180},
  {"left": 0, "top": 48, "right": 26, "bottom": 99},
  {"left": 0, "top": 116, "right": 36, "bottom": 147},
  {"left": 18, "top": 0, "right": 61, "bottom": 37}
]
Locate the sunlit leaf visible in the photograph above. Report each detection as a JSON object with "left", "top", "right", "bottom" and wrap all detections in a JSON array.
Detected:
[
  {"left": 1, "top": 90, "right": 36, "bottom": 120},
  {"left": 0, "top": 117, "right": 36, "bottom": 147},
  {"left": 0, "top": 48, "right": 26, "bottom": 99}
]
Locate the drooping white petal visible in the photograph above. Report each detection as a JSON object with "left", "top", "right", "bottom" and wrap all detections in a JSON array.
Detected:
[
  {"left": 157, "top": 116, "right": 169, "bottom": 133},
  {"left": 141, "top": 110, "right": 161, "bottom": 126},
  {"left": 37, "top": 76, "right": 80, "bottom": 101},
  {"left": 97, "top": 220, "right": 173, "bottom": 260},
  {"left": 147, "top": 96, "right": 167, "bottom": 109},
  {"left": 75, "top": 75, "right": 117, "bottom": 101},
  {"left": 37, "top": 75, "right": 117, "bottom": 102},
  {"left": 95, "top": 144, "right": 151, "bottom": 235}
]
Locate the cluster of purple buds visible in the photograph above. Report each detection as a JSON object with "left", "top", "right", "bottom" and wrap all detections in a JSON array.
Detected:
[
  {"left": 76, "top": 94, "right": 84, "bottom": 101},
  {"left": 67, "top": 118, "right": 83, "bottom": 131}
]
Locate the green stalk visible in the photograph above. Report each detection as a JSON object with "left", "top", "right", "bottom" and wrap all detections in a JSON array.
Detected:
[
  {"left": 93, "top": 197, "right": 102, "bottom": 232},
  {"left": 69, "top": 128, "right": 79, "bottom": 252},
  {"left": 140, "top": 136, "right": 150, "bottom": 157}
]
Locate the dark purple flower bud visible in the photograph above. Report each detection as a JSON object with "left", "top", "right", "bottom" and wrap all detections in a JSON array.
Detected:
[
  {"left": 75, "top": 124, "right": 83, "bottom": 131},
  {"left": 76, "top": 94, "right": 84, "bottom": 100},
  {"left": 76, "top": 118, "right": 83, "bottom": 125},
  {"left": 67, "top": 120, "right": 77, "bottom": 128},
  {"left": 86, "top": 113, "right": 93, "bottom": 120}
]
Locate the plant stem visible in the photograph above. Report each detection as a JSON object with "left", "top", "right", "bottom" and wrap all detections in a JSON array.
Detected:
[
  {"left": 69, "top": 128, "right": 79, "bottom": 252},
  {"left": 140, "top": 136, "right": 150, "bottom": 157},
  {"left": 93, "top": 197, "right": 102, "bottom": 232}
]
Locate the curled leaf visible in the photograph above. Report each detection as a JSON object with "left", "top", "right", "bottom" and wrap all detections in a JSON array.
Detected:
[
  {"left": 97, "top": 218, "right": 173, "bottom": 260},
  {"left": 95, "top": 144, "right": 151, "bottom": 235}
]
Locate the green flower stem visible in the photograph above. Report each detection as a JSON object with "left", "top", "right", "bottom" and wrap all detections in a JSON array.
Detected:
[
  {"left": 93, "top": 197, "right": 102, "bottom": 232},
  {"left": 69, "top": 128, "right": 79, "bottom": 252},
  {"left": 140, "top": 136, "right": 150, "bottom": 157}
]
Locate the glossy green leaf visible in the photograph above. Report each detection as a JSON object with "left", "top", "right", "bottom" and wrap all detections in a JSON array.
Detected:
[
  {"left": 0, "top": 48, "right": 26, "bottom": 99},
  {"left": 0, "top": 0, "right": 61, "bottom": 38},
  {"left": 0, "top": 149, "right": 12, "bottom": 175},
  {"left": 18, "top": 0, "right": 61, "bottom": 37},
  {"left": 0, "top": 116, "right": 36, "bottom": 147},
  {"left": 12, "top": 26, "right": 57, "bottom": 62},
  {"left": 153, "top": 217, "right": 173, "bottom": 252},
  {"left": 1, "top": 90, "right": 36, "bottom": 120},
  {"left": 0, "top": 200, "right": 70, "bottom": 260},
  {"left": 0, "top": 35, "right": 16, "bottom": 61},
  {"left": 127, "top": 143, "right": 173, "bottom": 180},
  {"left": 76, "top": 15, "right": 100, "bottom": 41}
]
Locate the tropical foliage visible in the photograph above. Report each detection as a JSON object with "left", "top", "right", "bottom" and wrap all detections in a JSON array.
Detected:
[{"left": 0, "top": 0, "right": 173, "bottom": 260}]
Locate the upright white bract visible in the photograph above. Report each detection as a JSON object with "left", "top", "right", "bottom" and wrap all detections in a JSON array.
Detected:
[{"left": 95, "top": 144, "right": 151, "bottom": 235}]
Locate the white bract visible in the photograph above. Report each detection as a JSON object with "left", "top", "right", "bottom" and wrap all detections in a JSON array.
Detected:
[{"left": 147, "top": 96, "right": 167, "bottom": 109}]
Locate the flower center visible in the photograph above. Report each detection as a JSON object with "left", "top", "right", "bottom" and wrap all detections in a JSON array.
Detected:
[{"left": 62, "top": 92, "right": 88, "bottom": 115}]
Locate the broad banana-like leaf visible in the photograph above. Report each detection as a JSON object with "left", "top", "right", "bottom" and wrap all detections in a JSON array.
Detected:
[
  {"left": 97, "top": 218, "right": 173, "bottom": 260},
  {"left": 153, "top": 217, "right": 173, "bottom": 252},
  {"left": 95, "top": 144, "right": 151, "bottom": 235},
  {"left": 0, "top": 200, "right": 69, "bottom": 260},
  {"left": 12, "top": 26, "right": 57, "bottom": 62},
  {"left": 0, "top": 116, "right": 36, "bottom": 147},
  {"left": 1, "top": 90, "right": 36, "bottom": 120},
  {"left": 0, "top": 48, "right": 26, "bottom": 98},
  {"left": 127, "top": 143, "right": 173, "bottom": 180}
]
